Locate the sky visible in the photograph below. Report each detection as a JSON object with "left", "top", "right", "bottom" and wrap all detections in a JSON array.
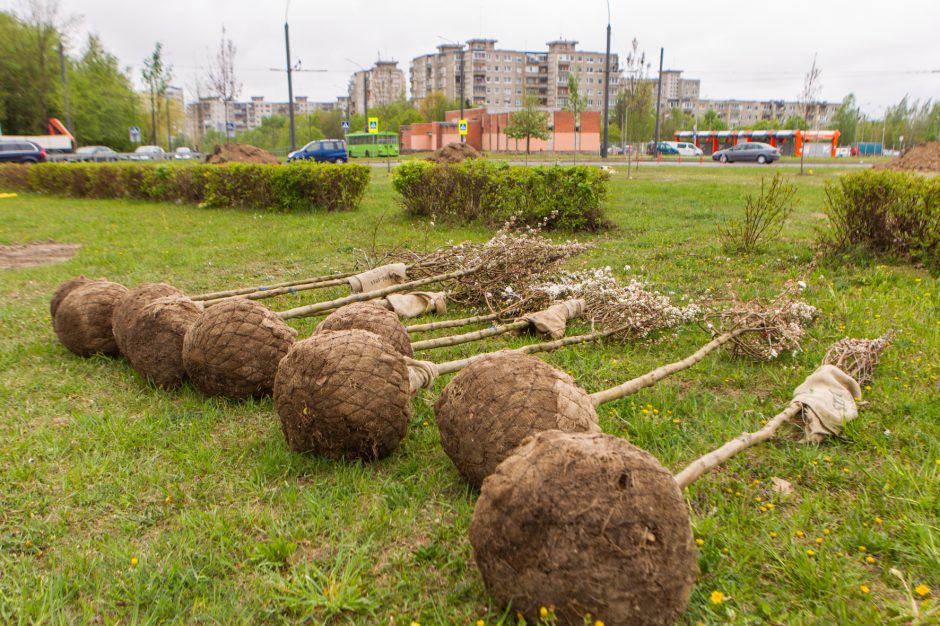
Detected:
[{"left": 11, "top": 0, "right": 940, "bottom": 117}]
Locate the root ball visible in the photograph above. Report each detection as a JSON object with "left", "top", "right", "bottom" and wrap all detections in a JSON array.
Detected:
[
  {"left": 50, "top": 276, "right": 101, "bottom": 330},
  {"left": 470, "top": 430, "right": 697, "bottom": 626},
  {"left": 53, "top": 281, "right": 128, "bottom": 356},
  {"left": 123, "top": 295, "right": 202, "bottom": 388},
  {"left": 182, "top": 298, "right": 296, "bottom": 398},
  {"left": 275, "top": 329, "right": 411, "bottom": 461},
  {"left": 435, "top": 351, "right": 599, "bottom": 488},
  {"left": 315, "top": 302, "right": 413, "bottom": 357},
  {"left": 112, "top": 283, "right": 183, "bottom": 354}
]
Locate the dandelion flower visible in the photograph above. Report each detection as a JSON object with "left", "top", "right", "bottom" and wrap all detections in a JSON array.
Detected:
[
  {"left": 866, "top": 556, "right": 876, "bottom": 564},
  {"left": 769, "top": 532, "right": 778, "bottom": 538},
  {"left": 858, "top": 546, "right": 867, "bottom": 552},
  {"left": 859, "top": 585, "right": 870, "bottom": 594},
  {"left": 816, "top": 538, "right": 824, "bottom": 544},
  {"left": 477, "top": 621, "right": 485, "bottom": 626},
  {"left": 796, "top": 530, "right": 805, "bottom": 538},
  {"left": 823, "top": 528, "right": 831, "bottom": 535},
  {"left": 695, "top": 538, "right": 705, "bottom": 546},
  {"left": 540, "top": 607, "right": 549, "bottom": 618},
  {"left": 130, "top": 557, "right": 139, "bottom": 567},
  {"left": 594, "top": 621, "right": 605, "bottom": 626},
  {"left": 806, "top": 549, "right": 816, "bottom": 556},
  {"left": 710, "top": 590, "right": 725, "bottom": 604},
  {"left": 915, "top": 585, "right": 930, "bottom": 597},
  {"left": 874, "top": 517, "right": 883, "bottom": 525}
]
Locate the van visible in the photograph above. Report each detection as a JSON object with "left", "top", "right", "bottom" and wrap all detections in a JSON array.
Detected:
[{"left": 288, "top": 139, "right": 348, "bottom": 163}]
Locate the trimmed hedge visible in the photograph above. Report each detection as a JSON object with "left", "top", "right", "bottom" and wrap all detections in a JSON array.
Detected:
[
  {"left": 0, "top": 162, "right": 371, "bottom": 212},
  {"left": 823, "top": 170, "right": 940, "bottom": 272},
  {"left": 391, "top": 159, "right": 609, "bottom": 231}
]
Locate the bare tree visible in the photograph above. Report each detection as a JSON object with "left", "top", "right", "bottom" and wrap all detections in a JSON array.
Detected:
[
  {"left": 206, "top": 24, "right": 241, "bottom": 140},
  {"left": 799, "top": 53, "right": 822, "bottom": 129},
  {"left": 142, "top": 42, "right": 172, "bottom": 145}
]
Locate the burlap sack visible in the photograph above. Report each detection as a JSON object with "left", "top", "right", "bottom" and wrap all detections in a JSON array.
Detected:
[
  {"left": 347, "top": 263, "right": 407, "bottom": 294},
  {"left": 791, "top": 364, "right": 862, "bottom": 443},
  {"left": 384, "top": 292, "right": 447, "bottom": 318},
  {"left": 405, "top": 357, "right": 440, "bottom": 391},
  {"left": 517, "top": 299, "right": 585, "bottom": 339}
]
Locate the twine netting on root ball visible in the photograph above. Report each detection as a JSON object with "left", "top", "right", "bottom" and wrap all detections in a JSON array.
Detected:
[
  {"left": 435, "top": 285, "right": 818, "bottom": 488},
  {"left": 435, "top": 351, "right": 600, "bottom": 488},
  {"left": 470, "top": 430, "right": 697, "bottom": 626},
  {"left": 50, "top": 276, "right": 102, "bottom": 330},
  {"left": 111, "top": 283, "right": 184, "bottom": 355},
  {"left": 388, "top": 227, "right": 589, "bottom": 309},
  {"left": 54, "top": 281, "right": 129, "bottom": 356},
  {"left": 274, "top": 329, "right": 411, "bottom": 461},
  {"left": 314, "top": 302, "right": 413, "bottom": 358},
  {"left": 122, "top": 295, "right": 203, "bottom": 388},
  {"left": 471, "top": 336, "right": 889, "bottom": 626},
  {"left": 182, "top": 298, "right": 297, "bottom": 398}
]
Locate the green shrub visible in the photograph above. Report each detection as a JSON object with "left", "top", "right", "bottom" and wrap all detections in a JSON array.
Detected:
[
  {"left": 720, "top": 173, "right": 796, "bottom": 254},
  {"left": 0, "top": 162, "right": 370, "bottom": 212},
  {"left": 392, "top": 159, "right": 609, "bottom": 231},
  {"left": 822, "top": 170, "right": 940, "bottom": 272}
]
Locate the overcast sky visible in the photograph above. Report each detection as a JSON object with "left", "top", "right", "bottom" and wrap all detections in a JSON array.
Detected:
[{"left": 11, "top": 0, "right": 940, "bottom": 117}]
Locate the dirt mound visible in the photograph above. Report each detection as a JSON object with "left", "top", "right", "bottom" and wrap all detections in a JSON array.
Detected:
[
  {"left": 182, "top": 298, "right": 297, "bottom": 398},
  {"left": 877, "top": 142, "right": 940, "bottom": 172},
  {"left": 123, "top": 295, "right": 203, "bottom": 389},
  {"left": 314, "top": 302, "right": 413, "bottom": 358},
  {"left": 54, "top": 281, "right": 128, "bottom": 356},
  {"left": 112, "top": 283, "right": 184, "bottom": 355},
  {"left": 470, "top": 430, "right": 697, "bottom": 626},
  {"left": 427, "top": 142, "right": 481, "bottom": 164},
  {"left": 205, "top": 143, "right": 280, "bottom": 165},
  {"left": 2, "top": 241, "right": 80, "bottom": 269},
  {"left": 275, "top": 329, "right": 411, "bottom": 461},
  {"left": 435, "top": 351, "right": 599, "bottom": 488}
]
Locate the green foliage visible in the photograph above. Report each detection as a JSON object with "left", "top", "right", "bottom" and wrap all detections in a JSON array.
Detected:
[
  {"left": 831, "top": 94, "right": 859, "bottom": 144},
  {"left": 784, "top": 115, "right": 809, "bottom": 130},
  {"left": 0, "top": 162, "right": 371, "bottom": 212},
  {"left": 661, "top": 107, "right": 695, "bottom": 139},
  {"left": 504, "top": 97, "right": 550, "bottom": 154},
  {"left": 700, "top": 109, "right": 727, "bottom": 131},
  {"left": 720, "top": 173, "right": 796, "bottom": 254},
  {"left": 822, "top": 170, "right": 940, "bottom": 272},
  {"left": 417, "top": 91, "right": 462, "bottom": 122},
  {"left": 392, "top": 159, "right": 609, "bottom": 231}
]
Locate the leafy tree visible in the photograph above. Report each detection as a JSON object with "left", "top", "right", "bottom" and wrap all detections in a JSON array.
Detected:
[
  {"left": 141, "top": 43, "right": 171, "bottom": 145},
  {"left": 831, "top": 94, "right": 859, "bottom": 144},
  {"left": 69, "top": 35, "right": 139, "bottom": 149},
  {"left": 701, "top": 109, "right": 727, "bottom": 131},
  {"left": 784, "top": 115, "right": 808, "bottom": 130},
  {"left": 661, "top": 107, "right": 694, "bottom": 140},
  {"left": 504, "top": 97, "right": 549, "bottom": 154},
  {"left": 616, "top": 39, "right": 655, "bottom": 143},
  {"left": 750, "top": 119, "right": 780, "bottom": 131},
  {"left": 418, "top": 91, "right": 461, "bottom": 122}
]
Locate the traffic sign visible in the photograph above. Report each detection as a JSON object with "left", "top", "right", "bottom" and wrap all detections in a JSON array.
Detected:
[
  {"left": 129, "top": 126, "right": 141, "bottom": 143},
  {"left": 225, "top": 121, "right": 235, "bottom": 138},
  {"left": 458, "top": 119, "right": 468, "bottom": 136},
  {"left": 341, "top": 120, "right": 350, "bottom": 131},
  {"left": 368, "top": 117, "right": 378, "bottom": 134}
]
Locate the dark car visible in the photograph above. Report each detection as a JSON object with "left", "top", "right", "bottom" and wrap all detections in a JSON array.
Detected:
[
  {"left": 288, "top": 139, "right": 348, "bottom": 164},
  {"left": 0, "top": 140, "right": 46, "bottom": 164},
  {"left": 648, "top": 141, "right": 679, "bottom": 155},
  {"left": 712, "top": 142, "right": 780, "bottom": 164}
]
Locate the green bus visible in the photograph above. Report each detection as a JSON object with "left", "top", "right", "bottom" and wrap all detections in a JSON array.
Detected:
[{"left": 346, "top": 132, "right": 400, "bottom": 158}]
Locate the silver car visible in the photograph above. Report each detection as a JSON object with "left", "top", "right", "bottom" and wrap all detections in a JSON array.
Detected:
[{"left": 712, "top": 142, "right": 780, "bottom": 164}]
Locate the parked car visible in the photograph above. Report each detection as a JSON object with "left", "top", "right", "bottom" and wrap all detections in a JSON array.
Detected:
[
  {"left": 649, "top": 141, "right": 679, "bottom": 155},
  {"left": 0, "top": 139, "right": 46, "bottom": 163},
  {"left": 129, "top": 145, "right": 166, "bottom": 161},
  {"left": 173, "top": 147, "right": 195, "bottom": 161},
  {"left": 608, "top": 144, "right": 634, "bottom": 155},
  {"left": 673, "top": 141, "right": 704, "bottom": 156},
  {"left": 73, "top": 145, "right": 118, "bottom": 162},
  {"left": 712, "top": 142, "right": 780, "bottom": 164},
  {"left": 288, "top": 139, "right": 348, "bottom": 163}
]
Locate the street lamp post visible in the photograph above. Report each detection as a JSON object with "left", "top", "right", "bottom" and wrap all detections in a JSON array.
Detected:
[
  {"left": 284, "top": 1, "right": 296, "bottom": 151},
  {"left": 439, "top": 36, "right": 466, "bottom": 143},
  {"left": 601, "top": 0, "right": 611, "bottom": 158}
]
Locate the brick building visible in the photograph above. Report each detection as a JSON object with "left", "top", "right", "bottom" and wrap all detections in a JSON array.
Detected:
[{"left": 400, "top": 107, "right": 601, "bottom": 153}]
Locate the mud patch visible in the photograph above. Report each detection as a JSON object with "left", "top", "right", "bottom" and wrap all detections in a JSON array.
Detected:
[{"left": 0, "top": 241, "right": 81, "bottom": 269}]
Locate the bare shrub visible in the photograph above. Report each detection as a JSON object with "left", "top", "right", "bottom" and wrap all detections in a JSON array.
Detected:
[{"left": 720, "top": 173, "right": 796, "bottom": 253}]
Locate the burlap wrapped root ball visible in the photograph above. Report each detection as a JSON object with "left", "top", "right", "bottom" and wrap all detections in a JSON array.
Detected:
[
  {"left": 54, "top": 281, "right": 129, "bottom": 356},
  {"left": 182, "top": 298, "right": 297, "bottom": 398},
  {"left": 50, "top": 276, "right": 106, "bottom": 331},
  {"left": 314, "top": 302, "right": 413, "bottom": 357},
  {"left": 470, "top": 430, "right": 697, "bottom": 626},
  {"left": 111, "top": 283, "right": 184, "bottom": 354},
  {"left": 435, "top": 351, "right": 599, "bottom": 488},
  {"left": 275, "top": 329, "right": 411, "bottom": 461},
  {"left": 122, "top": 295, "right": 202, "bottom": 388}
]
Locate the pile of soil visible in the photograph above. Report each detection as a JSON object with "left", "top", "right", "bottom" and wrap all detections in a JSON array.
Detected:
[
  {"left": 1, "top": 241, "right": 80, "bottom": 269},
  {"left": 205, "top": 143, "right": 280, "bottom": 165},
  {"left": 427, "top": 142, "right": 481, "bottom": 164},
  {"left": 877, "top": 142, "right": 940, "bottom": 173}
]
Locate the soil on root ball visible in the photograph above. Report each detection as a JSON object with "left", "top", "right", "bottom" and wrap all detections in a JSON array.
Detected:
[
  {"left": 54, "top": 281, "right": 129, "bottom": 356},
  {"left": 314, "top": 302, "right": 413, "bottom": 357},
  {"left": 123, "top": 295, "right": 202, "bottom": 388},
  {"left": 111, "top": 283, "right": 183, "bottom": 355}
]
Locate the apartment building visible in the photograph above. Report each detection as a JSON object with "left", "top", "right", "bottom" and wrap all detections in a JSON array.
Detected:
[
  {"left": 410, "top": 38, "right": 620, "bottom": 113},
  {"left": 347, "top": 60, "right": 406, "bottom": 116},
  {"left": 186, "top": 95, "right": 343, "bottom": 139},
  {"left": 644, "top": 70, "right": 701, "bottom": 112},
  {"left": 692, "top": 98, "right": 839, "bottom": 129}
]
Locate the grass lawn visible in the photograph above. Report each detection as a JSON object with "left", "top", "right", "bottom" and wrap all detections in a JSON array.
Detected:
[{"left": 0, "top": 167, "right": 937, "bottom": 624}]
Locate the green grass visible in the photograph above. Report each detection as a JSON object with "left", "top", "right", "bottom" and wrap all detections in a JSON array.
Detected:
[{"left": 0, "top": 167, "right": 937, "bottom": 624}]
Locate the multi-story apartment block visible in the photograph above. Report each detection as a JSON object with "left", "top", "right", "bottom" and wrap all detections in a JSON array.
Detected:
[
  {"left": 410, "top": 38, "right": 620, "bottom": 113},
  {"left": 186, "top": 95, "right": 345, "bottom": 140},
  {"left": 644, "top": 70, "right": 701, "bottom": 113},
  {"left": 348, "top": 60, "right": 406, "bottom": 116},
  {"left": 692, "top": 98, "right": 839, "bottom": 129}
]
